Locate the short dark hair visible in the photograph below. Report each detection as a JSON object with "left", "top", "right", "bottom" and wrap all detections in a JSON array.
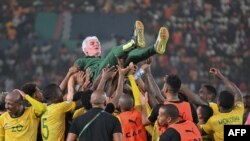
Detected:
[
  {"left": 199, "top": 105, "right": 213, "bottom": 122},
  {"left": 160, "top": 104, "right": 179, "bottom": 120},
  {"left": 21, "top": 83, "right": 37, "bottom": 97},
  {"left": 43, "top": 83, "right": 61, "bottom": 102},
  {"left": 166, "top": 75, "right": 181, "bottom": 93},
  {"left": 218, "top": 90, "right": 234, "bottom": 109},
  {"left": 204, "top": 84, "right": 217, "bottom": 100},
  {"left": 80, "top": 90, "right": 93, "bottom": 110}
]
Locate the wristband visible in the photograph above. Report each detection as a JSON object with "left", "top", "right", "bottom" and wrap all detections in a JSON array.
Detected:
[{"left": 134, "top": 69, "right": 144, "bottom": 80}]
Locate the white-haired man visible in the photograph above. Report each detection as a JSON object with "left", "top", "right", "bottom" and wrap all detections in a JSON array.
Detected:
[{"left": 74, "top": 20, "right": 169, "bottom": 80}]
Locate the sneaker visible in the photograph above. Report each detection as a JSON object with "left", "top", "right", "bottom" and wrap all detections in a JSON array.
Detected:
[
  {"left": 154, "top": 27, "right": 169, "bottom": 55},
  {"left": 134, "top": 20, "right": 145, "bottom": 48}
]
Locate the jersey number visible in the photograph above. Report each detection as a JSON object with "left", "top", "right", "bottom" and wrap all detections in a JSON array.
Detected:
[
  {"left": 11, "top": 124, "right": 23, "bottom": 132},
  {"left": 42, "top": 118, "right": 49, "bottom": 140}
]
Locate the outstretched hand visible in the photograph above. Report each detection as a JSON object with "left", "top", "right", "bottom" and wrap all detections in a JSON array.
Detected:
[
  {"left": 75, "top": 71, "right": 86, "bottom": 85},
  {"left": 117, "top": 65, "right": 130, "bottom": 76},
  {"left": 81, "top": 68, "right": 92, "bottom": 90},
  {"left": 101, "top": 66, "right": 117, "bottom": 80},
  {"left": 128, "top": 62, "right": 137, "bottom": 75},
  {"left": 68, "top": 66, "right": 80, "bottom": 75},
  {"left": 209, "top": 68, "right": 223, "bottom": 79},
  {"left": 145, "top": 57, "right": 152, "bottom": 65}
]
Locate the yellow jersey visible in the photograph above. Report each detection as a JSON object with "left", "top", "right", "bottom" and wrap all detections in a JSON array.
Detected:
[
  {"left": 0, "top": 107, "right": 40, "bottom": 141},
  {"left": 202, "top": 101, "right": 244, "bottom": 141},
  {"left": 72, "top": 107, "right": 86, "bottom": 120},
  {"left": 41, "top": 101, "right": 76, "bottom": 141},
  {"left": 209, "top": 102, "right": 219, "bottom": 115},
  {"left": 151, "top": 122, "right": 160, "bottom": 141}
]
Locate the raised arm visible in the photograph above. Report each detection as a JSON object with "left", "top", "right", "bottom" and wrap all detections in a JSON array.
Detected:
[
  {"left": 67, "top": 74, "right": 77, "bottom": 102},
  {"left": 142, "top": 63, "right": 165, "bottom": 104},
  {"left": 143, "top": 76, "right": 159, "bottom": 107},
  {"left": 105, "top": 70, "right": 119, "bottom": 97},
  {"left": 209, "top": 68, "right": 243, "bottom": 102},
  {"left": 136, "top": 77, "right": 145, "bottom": 92},
  {"left": 90, "top": 73, "right": 102, "bottom": 90},
  {"left": 128, "top": 63, "right": 142, "bottom": 108},
  {"left": 180, "top": 85, "right": 209, "bottom": 106},
  {"left": 108, "top": 65, "right": 129, "bottom": 107},
  {"left": 97, "top": 66, "right": 117, "bottom": 90},
  {"left": 59, "top": 66, "right": 79, "bottom": 91},
  {"left": 140, "top": 92, "right": 152, "bottom": 125},
  {"left": 15, "top": 89, "right": 46, "bottom": 117},
  {"left": 79, "top": 68, "right": 92, "bottom": 91},
  {"left": 67, "top": 71, "right": 86, "bottom": 101}
]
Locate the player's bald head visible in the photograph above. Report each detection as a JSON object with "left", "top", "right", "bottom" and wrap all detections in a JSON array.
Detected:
[
  {"left": 119, "top": 94, "right": 134, "bottom": 111},
  {"left": 90, "top": 89, "right": 106, "bottom": 106},
  {"left": 6, "top": 90, "right": 22, "bottom": 103}
]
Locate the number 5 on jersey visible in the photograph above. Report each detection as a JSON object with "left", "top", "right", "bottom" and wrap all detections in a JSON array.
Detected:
[{"left": 42, "top": 118, "right": 49, "bottom": 140}]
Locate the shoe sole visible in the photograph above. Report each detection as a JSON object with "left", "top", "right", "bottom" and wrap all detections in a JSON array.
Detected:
[
  {"left": 135, "top": 20, "right": 145, "bottom": 48},
  {"left": 155, "top": 27, "right": 169, "bottom": 54}
]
